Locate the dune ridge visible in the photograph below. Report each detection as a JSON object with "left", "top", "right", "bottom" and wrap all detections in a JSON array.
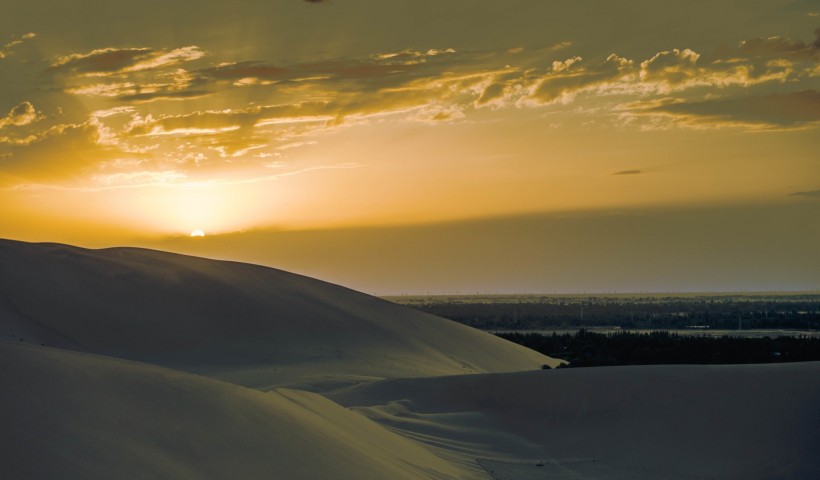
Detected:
[{"left": 0, "top": 238, "right": 558, "bottom": 390}]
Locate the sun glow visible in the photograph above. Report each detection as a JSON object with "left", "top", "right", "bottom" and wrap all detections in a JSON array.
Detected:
[{"left": 190, "top": 229, "right": 205, "bottom": 237}]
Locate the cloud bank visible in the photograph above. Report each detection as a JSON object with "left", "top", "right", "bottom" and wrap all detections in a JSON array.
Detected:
[{"left": 1, "top": 25, "right": 817, "bottom": 187}]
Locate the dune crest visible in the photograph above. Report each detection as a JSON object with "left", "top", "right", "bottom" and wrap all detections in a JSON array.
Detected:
[{"left": 0, "top": 239, "right": 557, "bottom": 390}]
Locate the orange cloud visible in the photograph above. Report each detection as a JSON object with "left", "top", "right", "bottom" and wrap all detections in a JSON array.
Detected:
[
  {"left": 49, "top": 46, "right": 205, "bottom": 76},
  {"left": 0, "top": 120, "right": 120, "bottom": 183},
  {"left": 528, "top": 54, "right": 635, "bottom": 104},
  {"left": 0, "top": 102, "right": 40, "bottom": 129},
  {"left": 6, "top": 26, "right": 819, "bottom": 191},
  {"left": 635, "top": 90, "right": 820, "bottom": 129},
  {"left": 0, "top": 32, "right": 36, "bottom": 59},
  {"left": 737, "top": 29, "right": 820, "bottom": 59}
]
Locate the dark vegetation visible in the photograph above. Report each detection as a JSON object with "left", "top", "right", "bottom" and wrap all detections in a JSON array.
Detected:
[
  {"left": 390, "top": 294, "right": 820, "bottom": 367},
  {"left": 499, "top": 330, "right": 820, "bottom": 368},
  {"left": 392, "top": 294, "right": 820, "bottom": 331}
]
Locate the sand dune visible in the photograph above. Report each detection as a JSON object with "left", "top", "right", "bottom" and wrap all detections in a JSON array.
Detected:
[
  {"left": 0, "top": 239, "right": 557, "bottom": 390},
  {"left": 0, "top": 291, "right": 82, "bottom": 349},
  {"left": 0, "top": 342, "right": 479, "bottom": 480},
  {"left": 3, "top": 238, "right": 818, "bottom": 480},
  {"left": 329, "top": 363, "right": 820, "bottom": 480}
]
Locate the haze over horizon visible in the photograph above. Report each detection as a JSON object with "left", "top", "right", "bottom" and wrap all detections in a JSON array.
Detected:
[{"left": 2, "top": 0, "right": 818, "bottom": 294}]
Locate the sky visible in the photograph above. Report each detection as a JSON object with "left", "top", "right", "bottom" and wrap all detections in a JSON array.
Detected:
[{"left": 1, "top": 0, "right": 818, "bottom": 294}]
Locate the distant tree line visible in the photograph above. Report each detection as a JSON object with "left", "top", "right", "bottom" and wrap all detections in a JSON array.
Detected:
[
  {"left": 405, "top": 297, "right": 820, "bottom": 330},
  {"left": 498, "top": 330, "right": 820, "bottom": 368}
]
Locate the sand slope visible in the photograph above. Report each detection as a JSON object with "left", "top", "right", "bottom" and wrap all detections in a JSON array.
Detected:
[
  {"left": 4, "top": 238, "right": 817, "bottom": 479},
  {"left": 329, "top": 363, "right": 820, "bottom": 480},
  {"left": 0, "top": 291, "right": 82, "bottom": 349},
  {"left": 0, "top": 342, "right": 480, "bottom": 480},
  {"left": 0, "top": 239, "right": 557, "bottom": 390}
]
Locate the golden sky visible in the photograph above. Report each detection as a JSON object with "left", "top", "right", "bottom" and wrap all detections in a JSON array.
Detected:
[{"left": 1, "top": 0, "right": 818, "bottom": 293}]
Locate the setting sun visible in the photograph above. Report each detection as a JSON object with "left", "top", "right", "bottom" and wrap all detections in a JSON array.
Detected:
[
  {"left": 1, "top": 2, "right": 818, "bottom": 479},
  {"left": 0, "top": 0, "right": 816, "bottom": 294}
]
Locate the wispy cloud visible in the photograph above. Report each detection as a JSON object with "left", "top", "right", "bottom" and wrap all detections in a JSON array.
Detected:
[
  {"left": 0, "top": 119, "right": 122, "bottom": 183},
  {"left": 8, "top": 162, "right": 363, "bottom": 192},
  {"left": 54, "top": 51, "right": 209, "bottom": 102},
  {"left": 737, "top": 28, "right": 819, "bottom": 59},
  {"left": 640, "top": 49, "right": 702, "bottom": 88},
  {"left": 66, "top": 81, "right": 209, "bottom": 103},
  {"left": 51, "top": 27, "right": 819, "bottom": 120},
  {"left": 636, "top": 90, "right": 820, "bottom": 129},
  {"left": 123, "top": 102, "right": 336, "bottom": 136},
  {"left": 51, "top": 47, "right": 152, "bottom": 74},
  {"left": 198, "top": 49, "right": 459, "bottom": 87},
  {"left": 478, "top": 31, "right": 814, "bottom": 108},
  {"left": 0, "top": 32, "right": 36, "bottom": 59},
  {"left": 6, "top": 26, "right": 820, "bottom": 188},
  {"left": 527, "top": 54, "right": 635, "bottom": 104},
  {"left": 0, "top": 102, "right": 41, "bottom": 129},
  {"left": 49, "top": 46, "right": 205, "bottom": 76},
  {"left": 117, "top": 88, "right": 210, "bottom": 103},
  {"left": 788, "top": 189, "right": 820, "bottom": 198}
]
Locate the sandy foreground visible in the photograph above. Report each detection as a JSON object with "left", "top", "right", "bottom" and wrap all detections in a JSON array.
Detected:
[
  {"left": 0, "top": 342, "right": 477, "bottom": 480},
  {"left": 329, "top": 364, "right": 820, "bottom": 479},
  {"left": 1, "top": 239, "right": 818, "bottom": 479}
]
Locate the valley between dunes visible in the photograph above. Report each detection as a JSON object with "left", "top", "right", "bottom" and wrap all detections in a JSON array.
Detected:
[{"left": 1, "top": 239, "right": 818, "bottom": 480}]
